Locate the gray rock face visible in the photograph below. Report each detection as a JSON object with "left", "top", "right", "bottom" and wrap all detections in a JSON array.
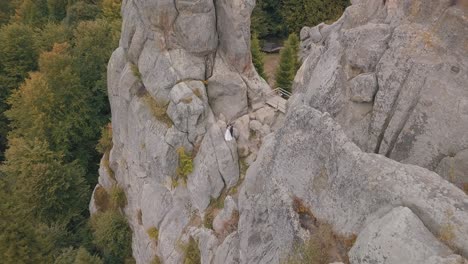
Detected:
[
  {"left": 298, "top": 1, "right": 468, "bottom": 176},
  {"left": 92, "top": 0, "right": 272, "bottom": 263},
  {"left": 238, "top": 105, "right": 468, "bottom": 263},
  {"left": 95, "top": 0, "right": 468, "bottom": 263},
  {"left": 349, "top": 206, "right": 453, "bottom": 264}
]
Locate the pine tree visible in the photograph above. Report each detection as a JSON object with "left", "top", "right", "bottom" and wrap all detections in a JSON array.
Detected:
[
  {"left": 275, "top": 33, "right": 300, "bottom": 92},
  {"left": 288, "top": 33, "right": 300, "bottom": 71},
  {"left": 251, "top": 32, "right": 266, "bottom": 79},
  {"left": 0, "top": 22, "right": 38, "bottom": 161}
]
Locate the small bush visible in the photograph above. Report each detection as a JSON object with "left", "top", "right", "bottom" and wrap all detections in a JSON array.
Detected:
[
  {"left": 171, "top": 178, "right": 179, "bottom": 189},
  {"left": 182, "top": 237, "right": 201, "bottom": 264},
  {"left": 109, "top": 185, "right": 127, "bottom": 209},
  {"left": 90, "top": 211, "right": 132, "bottom": 263},
  {"left": 102, "top": 152, "right": 116, "bottom": 180},
  {"left": 142, "top": 93, "right": 173, "bottom": 127},
  {"left": 94, "top": 186, "right": 110, "bottom": 212},
  {"left": 147, "top": 227, "right": 159, "bottom": 241},
  {"left": 176, "top": 147, "right": 194, "bottom": 182},
  {"left": 96, "top": 123, "right": 113, "bottom": 154}
]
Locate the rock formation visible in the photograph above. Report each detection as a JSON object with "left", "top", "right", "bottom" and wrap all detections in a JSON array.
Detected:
[{"left": 91, "top": 0, "right": 468, "bottom": 263}]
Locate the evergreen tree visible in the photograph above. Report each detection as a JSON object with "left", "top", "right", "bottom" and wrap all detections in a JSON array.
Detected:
[
  {"left": 6, "top": 43, "right": 100, "bottom": 183},
  {"left": 13, "top": 0, "right": 49, "bottom": 26},
  {"left": 0, "top": 0, "right": 13, "bottom": 25},
  {"left": 251, "top": 0, "right": 285, "bottom": 39},
  {"left": 288, "top": 33, "right": 300, "bottom": 71},
  {"left": 2, "top": 137, "right": 89, "bottom": 226},
  {"left": 275, "top": 33, "right": 300, "bottom": 92},
  {"left": 251, "top": 32, "right": 266, "bottom": 79},
  {"left": 0, "top": 22, "right": 38, "bottom": 161}
]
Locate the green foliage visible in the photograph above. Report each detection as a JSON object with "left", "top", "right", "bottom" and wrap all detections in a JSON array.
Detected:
[
  {"left": 0, "top": 22, "right": 38, "bottom": 161},
  {"left": 176, "top": 147, "right": 194, "bottom": 182},
  {"left": 2, "top": 138, "right": 89, "bottom": 225},
  {"left": 182, "top": 237, "right": 201, "bottom": 264},
  {"left": 101, "top": 0, "right": 122, "bottom": 20},
  {"left": 0, "top": 0, "right": 12, "bottom": 25},
  {"left": 147, "top": 227, "right": 159, "bottom": 241},
  {"left": 34, "top": 22, "right": 71, "bottom": 52},
  {"left": 280, "top": 0, "right": 350, "bottom": 34},
  {"left": 109, "top": 185, "right": 127, "bottom": 209},
  {"left": 65, "top": 1, "right": 100, "bottom": 26},
  {"left": 275, "top": 34, "right": 299, "bottom": 92},
  {"left": 251, "top": 32, "right": 266, "bottom": 79},
  {"left": 91, "top": 210, "right": 133, "bottom": 264},
  {"left": 13, "top": 0, "right": 48, "bottom": 26},
  {"left": 151, "top": 256, "right": 162, "bottom": 264},
  {"left": 47, "top": 0, "right": 68, "bottom": 22},
  {"left": 130, "top": 63, "right": 142, "bottom": 80},
  {"left": 251, "top": 0, "right": 286, "bottom": 39},
  {"left": 55, "top": 247, "right": 104, "bottom": 264},
  {"left": 96, "top": 123, "right": 113, "bottom": 154},
  {"left": 6, "top": 43, "right": 100, "bottom": 180},
  {"left": 71, "top": 19, "right": 121, "bottom": 122}
]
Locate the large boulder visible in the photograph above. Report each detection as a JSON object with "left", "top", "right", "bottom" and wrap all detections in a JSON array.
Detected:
[
  {"left": 349, "top": 206, "right": 455, "bottom": 264},
  {"left": 297, "top": 1, "right": 468, "bottom": 176},
  {"left": 238, "top": 105, "right": 468, "bottom": 263}
]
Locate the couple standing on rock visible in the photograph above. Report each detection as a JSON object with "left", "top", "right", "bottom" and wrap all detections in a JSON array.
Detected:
[{"left": 225, "top": 124, "right": 234, "bottom": 141}]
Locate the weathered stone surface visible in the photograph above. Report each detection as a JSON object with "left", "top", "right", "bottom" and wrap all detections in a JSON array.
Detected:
[
  {"left": 436, "top": 149, "right": 468, "bottom": 191},
  {"left": 213, "top": 232, "right": 240, "bottom": 264},
  {"left": 349, "top": 206, "right": 453, "bottom": 264},
  {"left": 208, "top": 55, "right": 249, "bottom": 121},
  {"left": 238, "top": 105, "right": 468, "bottom": 263},
  {"left": 349, "top": 73, "right": 377, "bottom": 103},
  {"left": 297, "top": 0, "right": 468, "bottom": 173},
  {"left": 234, "top": 114, "right": 251, "bottom": 158},
  {"left": 188, "top": 227, "right": 219, "bottom": 264},
  {"left": 213, "top": 196, "right": 238, "bottom": 236}
]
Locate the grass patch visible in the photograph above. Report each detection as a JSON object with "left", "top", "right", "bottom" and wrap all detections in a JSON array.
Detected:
[
  {"left": 204, "top": 197, "right": 225, "bottom": 230},
  {"left": 286, "top": 196, "right": 355, "bottom": 263},
  {"left": 102, "top": 152, "right": 115, "bottom": 181},
  {"left": 193, "top": 88, "right": 203, "bottom": 99},
  {"left": 176, "top": 147, "right": 194, "bottom": 183},
  {"left": 151, "top": 256, "right": 161, "bottom": 264},
  {"left": 142, "top": 93, "right": 173, "bottom": 127},
  {"left": 94, "top": 185, "right": 110, "bottom": 212},
  {"left": 239, "top": 158, "right": 249, "bottom": 179},
  {"left": 96, "top": 123, "right": 113, "bottom": 154},
  {"left": 109, "top": 185, "right": 127, "bottom": 209},
  {"left": 130, "top": 63, "right": 142, "bottom": 81},
  {"left": 181, "top": 237, "right": 201, "bottom": 264},
  {"left": 463, "top": 183, "right": 468, "bottom": 194},
  {"left": 147, "top": 227, "right": 159, "bottom": 241}
]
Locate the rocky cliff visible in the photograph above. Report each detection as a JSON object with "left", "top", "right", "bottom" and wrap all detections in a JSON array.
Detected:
[{"left": 91, "top": 0, "right": 468, "bottom": 263}]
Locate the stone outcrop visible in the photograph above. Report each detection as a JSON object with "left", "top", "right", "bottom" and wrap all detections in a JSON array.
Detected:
[
  {"left": 298, "top": 0, "right": 468, "bottom": 177},
  {"left": 92, "top": 0, "right": 468, "bottom": 263}
]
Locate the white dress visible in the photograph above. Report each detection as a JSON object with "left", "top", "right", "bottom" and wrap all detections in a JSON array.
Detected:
[{"left": 224, "top": 128, "right": 233, "bottom": 141}]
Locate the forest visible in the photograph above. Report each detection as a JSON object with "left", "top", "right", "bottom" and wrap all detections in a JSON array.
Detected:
[{"left": 0, "top": 0, "right": 349, "bottom": 263}]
